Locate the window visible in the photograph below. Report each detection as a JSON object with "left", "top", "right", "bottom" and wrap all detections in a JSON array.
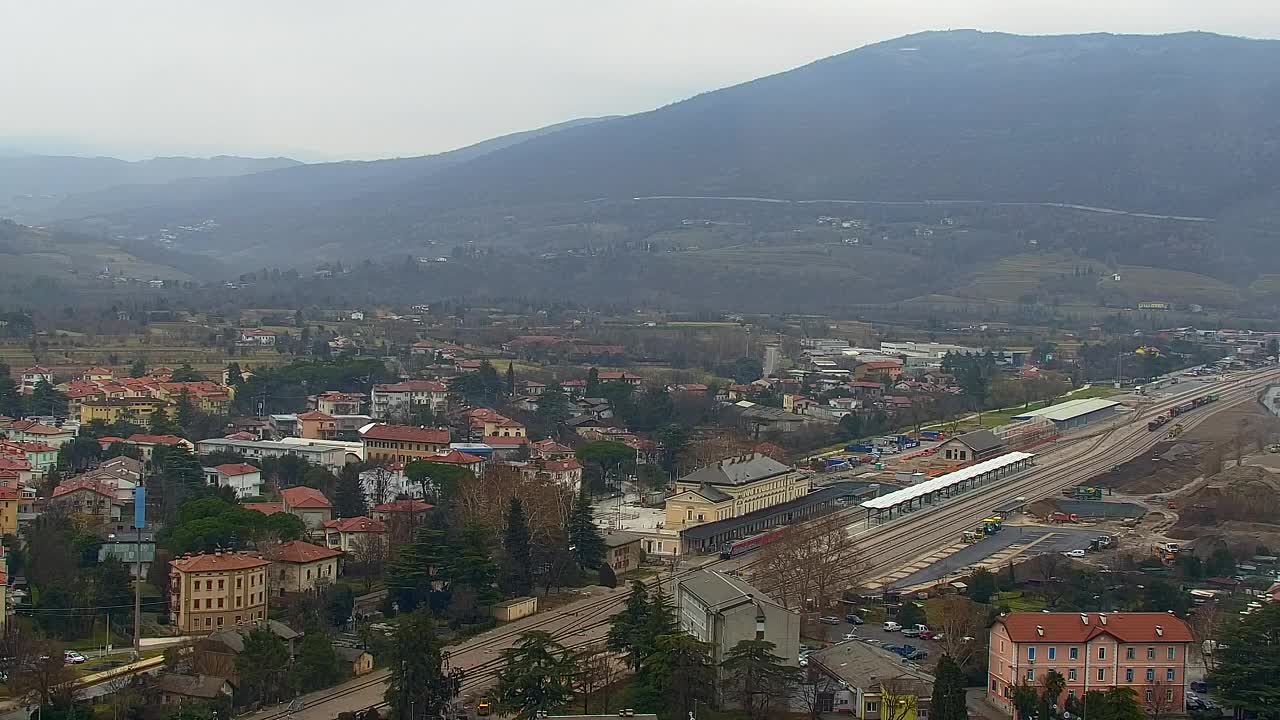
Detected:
[
  {"left": 1048, "top": 647, "right": 1057, "bottom": 660},
  {"left": 1098, "top": 669, "right": 1105, "bottom": 682},
  {"left": 205, "top": 618, "right": 211, "bottom": 628},
  {"left": 1166, "top": 669, "right": 1175, "bottom": 682},
  {"left": 1068, "top": 669, "right": 1077, "bottom": 681},
  {"left": 205, "top": 580, "right": 213, "bottom": 591},
  {"left": 1099, "top": 646, "right": 1107, "bottom": 660},
  {"left": 1166, "top": 690, "right": 1174, "bottom": 702},
  {"left": 1028, "top": 647, "right": 1036, "bottom": 661},
  {"left": 1125, "top": 669, "right": 1134, "bottom": 682},
  {"left": 216, "top": 616, "right": 224, "bottom": 627},
  {"left": 1026, "top": 669, "right": 1035, "bottom": 681},
  {"left": 217, "top": 598, "right": 224, "bottom": 609},
  {"left": 236, "top": 596, "right": 242, "bottom": 607},
  {"left": 1168, "top": 647, "right": 1176, "bottom": 660},
  {"left": 236, "top": 578, "right": 242, "bottom": 589},
  {"left": 235, "top": 615, "right": 241, "bottom": 623},
  {"left": 218, "top": 579, "right": 225, "bottom": 590},
  {"left": 1145, "top": 669, "right": 1154, "bottom": 682},
  {"left": 1145, "top": 690, "right": 1153, "bottom": 702},
  {"left": 1070, "top": 647, "right": 1079, "bottom": 660},
  {"left": 1000, "top": 640, "right": 1006, "bottom": 653},
  {"left": 1126, "top": 647, "right": 1136, "bottom": 660},
  {"left": 865, "top": 702, "right": 879, "bottom": 714},
  {"left": 1067, "top": 690, "right": 1076, "bottom": 699}
]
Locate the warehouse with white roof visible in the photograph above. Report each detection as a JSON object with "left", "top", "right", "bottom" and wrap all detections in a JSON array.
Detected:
[{"left": 1009, "top": 397, "right": 1121, "bottom": 431}]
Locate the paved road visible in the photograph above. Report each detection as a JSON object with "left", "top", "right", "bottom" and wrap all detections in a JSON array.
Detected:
[{"left": 886, "top": 525, "right": 1101, "bottom": 589}]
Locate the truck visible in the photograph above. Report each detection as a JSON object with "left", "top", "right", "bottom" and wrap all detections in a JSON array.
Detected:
[
  {"left": 1052, "top": 512, "right": 1080, "bottom": 523},
  {"left": 845, "top": 443, "right": 876, "bottom": 454},
  {"left": 919, "top": 430, "right": 943, "bottom": 441}
]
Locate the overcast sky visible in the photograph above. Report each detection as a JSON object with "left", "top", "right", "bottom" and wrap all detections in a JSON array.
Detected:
[{"left": 4, "top": 1, "right": 1279, "bottom": 161}]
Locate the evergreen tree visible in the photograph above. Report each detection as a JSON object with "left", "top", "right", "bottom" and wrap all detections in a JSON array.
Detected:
[
  {"left": 1211, "top": 603, "right": 1280, "bottom": 717},
  {"left": 607, "top": 580, "right": 651, "bottom": 670},
  {"left": 642, "top": 585, "right": 676, "bottom": 655},
  {"left": 0, "top": 364, "right": 23, "bottom": 418},
  {"left": 235, "top": 627, "right": 293, "bottom": 706},
  {"left": 169, "top": 363, "right": 203, "bottom": 382},
  {"left": 148, "top": 406, "right": 179, "bottom": 436},
  {"left": 642, "top": 633, "right": 716, "bottom": 720},
  {"left": 333, "top": 463, "right": 368, "bottom": 517},
  {"left": 384, "top": 609, "right": 463, "bottom": 720},
  {"left": 128, "top": 359, "right": 146, "bottom": 378},
  {"left": 444, "top": 526, "right": 502, "bottom": 621},
  {"left": 174, "top": 390, "right": 197, "bottom": 437},
  {"left": 501, "top": 498, "right": 533, "bottom": 597},
  {"left": 534, "top": 384, "right": 572, "bottom": 427},
  {"left": 292, "top": 631, "right": 343, "bottom": 692},
  {"left": 226, "top": 361, "right": 244, "bottom": 387},
  {"left": 29, "top": 379, "right": 67, "bottom": 417},
  {"left": 567, "top": 490, "right": 606, "bottom": 569},
  {"left": 385, "top": 527, "right": 449, "bottom": 611},
  {"left": 586, "top": 367, "right": 601, "bottom": 396},
  {"left": 931, "top": 655, "right": 969, "bottom": 720},
  {"left": 720, "top": 639, "right": 804, "bottom": 720},
  {"left": 494, "top": 632, "right": 576, "bottom": 719},
  {"left": 506, "top": 362, "right": 516, "bottom": 396}
]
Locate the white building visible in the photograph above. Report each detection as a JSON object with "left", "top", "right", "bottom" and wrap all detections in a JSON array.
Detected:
[
  {"left": 370, "top": 380, "right": 449, "bottom": 420},
  {"left": 207, "top": 463, "right": 264, "bottom": 498}
]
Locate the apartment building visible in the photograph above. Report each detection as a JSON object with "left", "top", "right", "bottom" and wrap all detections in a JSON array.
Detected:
[
  {"left": 169, "top": 551, "right": 270, "bottom": 633},
  {"left": 988, "top": 612, "right": 1192, "bottom": 716},
  {"left": 359, "top": 423, "right": 451, "bottom": 464},
  {"left": 369, "top": 381, "right": 449, "bottom": 420}
]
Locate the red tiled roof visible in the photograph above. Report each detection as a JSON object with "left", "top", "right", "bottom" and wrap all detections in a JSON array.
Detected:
[
  {"left": 242, "top": 502, "right": 284, "bottom": 515},
  {"left": 541, "top": 458, "right": 582, "bottom": 472},
  {"left": 84, "top": 367, "right": 113, "bottom": 375},
  {"left": 322, "top": 516, "right": 387, "bottom": 533},
  {"left": 598, "top": 371, "right": 641, "bottom": 380},
  {"left": 425, "top": 450, "right": 484, "bottom": 465},
  {"left": 995, "top": 612, "right": 1193, "bottom": 644},
  {"left": 215, "top": 463, "right": 259, "bottom": 477},
  {"left": 21, "top": 366, "right": 52, "bottom": 375},
  {"left": 171, "top": 551, "right": 271, "bottom": 573},
  {"left": 0, "top": 487, "right": 19, "bottom": 500},
  {"left": 373, "top": 380, "right": 448, "bottom": 393},
  {"left": 224, "top": 431, "right": 256, "bottom": 441},
  {"left": 52, "top": 477, "right": 117, "bottom": 499},
  {"left": 296, "top": 411, "right": 335, "bottom": 421},
  {"left": 126, "top": 434, "right": 187, "bottom": 445},
  {"left": 97, "top": 436, "right": 127, "bottom": 445},
  {"left": 281, "top": 486, "right": 332, "bottom": 509},
  {"left": 273, "top": 540, "right": 342, "bottom": 564},
  {"left": 484, "top": 435, "right": 529, "bottom": 447},
  {"left": 0, "top": 458, "right": 33, "bottom": 472},
  {"left": 13, "top": 423, "right": 67, "bottom": 435},
  {"left": 859, "top": 360, "right": 903, "bottom": 370},
  {"left": 560, "top": 379, "right": 587, "bottom": 387},
  {"left": 850, "top": 381, "right": 885, "bottom": 389},
  {"left": 360, "top": 424, "right": 450, "bottom": 444},
  {"left": 371, "top": 499, "right": 433, "bottom": 513}
]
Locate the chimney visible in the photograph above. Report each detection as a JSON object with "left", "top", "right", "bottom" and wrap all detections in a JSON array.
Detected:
[
  {"left": 1036, "top": 625, "right": 1044, "bottom": 637},
  {"left": 1155, "top": 625, "right": 1164, "bottom": 637}
]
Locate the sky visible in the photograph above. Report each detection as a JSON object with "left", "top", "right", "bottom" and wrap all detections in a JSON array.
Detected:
[{"left": 4, "top": 1, "right": 1280, "bottom": 161}]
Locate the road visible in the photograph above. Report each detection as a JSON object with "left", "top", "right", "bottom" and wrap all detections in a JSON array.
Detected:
[{"left": 247, "top": 367, "right": 1279, "bottom": 720}]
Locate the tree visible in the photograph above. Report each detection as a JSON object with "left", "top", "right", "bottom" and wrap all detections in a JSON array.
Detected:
[
  {"left": 567, "top": 490, "right": 606, "bottom": 569},
  {"left": 1142, "top": 680, "right": 1176, "bottom": 720},
  {"left": 226, "top": 362, "right": 244, "bottom": 387},
  {"left": 1187, "top": 604, "right": 1224, "bottom": 675},
  {"left": 896, "top": 602, "right": 926, "bottom": 628},
  {"left": 29, "top": 379, "right": 67, "bottom": 417},
  {"left": 128, "top": 359, "right": 146, "bottom": 378},
  {"left": 720, "top": 639, "right": 803, "bottom": 720},
  {"left": 643, "top": 633, "right": 716, "bottom": 719},
  {"left": 174, "top": 390, "right": 197, "bottom": 436},
  {"left": 1205, "top": 546, "right": 1236, "bottom": 577},
  {"left": 572, "top": 643, "right": 619, "bottom": 715},
  {"left": 752, "top": 512, "right": 870, "bottom": 613},
  {"left": 607, "top": 580, "right": 651, "bottom": 670},
  {"left": 333, "top": 463, "right": 368, "bottom": 518},
  {"left": 1210, "top": 602, "right": 1280, "bottom": 717},
  {"left": 385, "top": 527, "right": 450, "bottom": 612},
  {"left": 494, "top": 632, "right": 576, "bottom": 719},
  {"left": 656, "top": 423, "right": 691, "bottom": 474},
  {"left": 968, "top": 568, "right": 997, "bottom": 604},
  {"left": 235, "top": 627, "right": 292, "bottom": 706},
  {"left": 1, "top": 624, "right": 74, "bottom": 706},
  {"left": 169, "top": 363, "right": 204, "bottom": 382},
  {"left": 935, "top": 596, "right": 984, "bottom": 667},
  {"left": 506, "top": 362, "right": 516, "bottom": 396},
  {"left": 444, "top": 526, "right": 502, "bottom": 623},
  {"left": 575, "top": 440, "right": 636, "bottom": 491},
  {"left": 1039, "top": 670, "right": 1067, "bottom": 717},
  {"left": 384, "top": 609, "right": 463, "bottom": 720},
  {"left": 931, "top": 655, "right": 969, "bottom": 720},
  {"left": 501, "top": 498, "right": 533, "bottom": 597},
  {"left": 293, "top": 631, "right": 343, "bottom": 692},
  {"left": 0, "top": 365, "right": 22, "bottom": 418},
  {"left": 1012, "top": 683, "right": 1039, "bottom": 720},
  {"left": 534, "top": 384, "right": 572, "bottom": 428},
  {"left": 404, "top": 460, "right": 470, "bottom": 503},
  {"left": 148, "top": 406, "right": 179, "bottom": 436}
]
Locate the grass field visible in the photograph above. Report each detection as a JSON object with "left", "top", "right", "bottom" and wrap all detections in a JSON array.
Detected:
[{"left": 0, "top": 340, "right": 286, "bottom": 378}]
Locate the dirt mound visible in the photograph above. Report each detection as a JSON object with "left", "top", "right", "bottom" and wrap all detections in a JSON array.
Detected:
[
  {"left": 1093, "top": 440, "right": 1211, "bottom": 494},
  {"left": 1176, "top": 465, "right": 1280, "bottom": 526}
]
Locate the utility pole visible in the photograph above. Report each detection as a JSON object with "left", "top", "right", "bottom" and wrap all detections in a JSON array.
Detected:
[{"left": 133, "top": 486, "right": 145, "bottom": 659}]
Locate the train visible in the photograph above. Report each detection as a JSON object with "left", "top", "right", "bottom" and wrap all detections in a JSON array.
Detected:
[
  {"left": 720, "top": 526, "right": 789, "bottom": 559},
  {"left": 1148, "top": 394, "right": 1218, "bottom": 431}
]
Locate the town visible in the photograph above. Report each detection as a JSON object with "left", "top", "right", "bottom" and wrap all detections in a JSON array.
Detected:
[{"left": 0, "top": 305, "right": 1276, "bottom": 720}]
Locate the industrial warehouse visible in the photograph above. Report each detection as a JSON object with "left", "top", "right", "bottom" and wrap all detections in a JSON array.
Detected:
[{"left": 1009, "top": 397, "right": 1121, "bottom": 430}]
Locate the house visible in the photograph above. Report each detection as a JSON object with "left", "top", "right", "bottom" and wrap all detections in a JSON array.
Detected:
[
  {"left": 560, "top": 379, "right": 588, "bottom": 397},
  {"left": 537, "top": 458, "right": 583, "bottom": 492},
  {"left": 125, "top": 433, "right": 194, "bottom": 461},
  {"left": 370, "top": 499, "right": 433, "bottom": 524},
  {"left": 484, "top": 434, "right": 530, "bottom": 457},
  {"left": 335, "top": 647, "right": 375, "bottom": 678},
  {"left": 50, "top": 478, "right": 122, "bottom": 523},
  {"left": 5, "top": 421, "right": 75, "bottom": 448},
  {"left": 197, "top": 437, "right": 356, "bottom": 470},
  {"left": 597, "top": 371, "right": 643, "bottom": 386},
  {"left": 665, "top": 454, "right": 809, "bottom": 530},
  {"left": 418, "top": 448, "right": 486, "bottom": 476},
  {"left": 521, "top": 380, "right": 547, "bottom": 396},
  {"left": 530, "top": 439, "right": 575, "bottom": 460},
  {"left": 675, "top": 570, "right": 800, "bottom": 676},
  {"left": 81, "top": 367, "right": 115, "bottom": 382},
  {"left": 810, "top": 640, "right": 934, "bottom": 718},
  {"left": 210, "top": 463, "right": 264, "bottom": 499},
  {"left": 192, "top": 619, "right": 300, "bottom": 681},
  {"left": 268, "top": 540, "right": 342, "bottom": 595},
  {"left": 323, "top": 516, "right": 388, "bottom": 552},
  {"left": 602, "top": 530, "right": 644, "bottom": 574},
  {"left": 370, "top": 380, "right": 449, "bottom": 419},
  {"left": 359, "top": 423, "right": 451, "bottom": 464},
  {"left": 854, "top": 359, "right": 905, "bottom": 382},
  {"left": 988, "top": 612, "right": 1193, "bottom": 716},
  {"left": 153, "top": 673, "right": 234, "bottom": 707},
  {"left": 566, "top": 415, "right": 610, "bottom": 436},
  {"left": 238, "top": 329, "right": 277, "bottom": 346},
  {"left": 0, "top": 441, "right": 58, "bottom": 477},
  {"left": 18, "top": 366, "right": 54, "bottom": 394},
  {"left": 98, "top": 533, "right": 156, "bottom": 578},
  {"left": 169, "top": 551, "right": 271, "bottom": 633},
  {"left": 936, "top": 429, "right": 1005, "bottom": 463},
  {"left": 0, "top": 486, "right": 18, "bottom": 535},
  {"left": 311, "top": 391, "right": 365, "bottom": 416},
  {"left": 296, "top": 411, "right": 338, "bottom": 440},
  {"left": 280, "top": 486, "right": 333, "bottom": 530}
]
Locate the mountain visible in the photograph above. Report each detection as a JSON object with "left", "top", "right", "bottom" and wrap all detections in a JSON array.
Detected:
[
  {"left": 0, "top": 154, "right": 301, "bottom": 221},
  {"left": 29, "top": 30, "right": 1280, "bottom": 311}
]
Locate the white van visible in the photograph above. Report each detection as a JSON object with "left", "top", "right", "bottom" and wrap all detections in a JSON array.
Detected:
[{"left": 883, "top": 621, "right": 902, "bottom": 632}]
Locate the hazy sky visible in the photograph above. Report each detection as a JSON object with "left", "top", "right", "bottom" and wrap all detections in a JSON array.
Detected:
[{"left": 4, "top": 1, "right": 1279, "bottom": 161}]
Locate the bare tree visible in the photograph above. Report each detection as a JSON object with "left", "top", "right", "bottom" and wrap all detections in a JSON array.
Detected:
[
  {"left": 798, "top": 668, "right": 842, "bottom": 720},
  {"left": 573, "top": 643, "right": 620, "bottom": 714},
  {"left": 1187, "top": 604, "right": 1224, "bottom": 675},
  {"left": 0, "top": 625, "right": 74, "bottom": 706},
  {"left": 348, "top": 534, "right": 389, "bottom": 591},
  {"left": 936, "top": 596, "right": 985, "bottom": 667},
  {"left": 880, "top": 676, "right": 927, "bottom": 720},
  {"left": 364, "top": 463, "right": 395, "bottom": 507},
  {"left": 753, "top": 512, "right": 870, "bottom": 613},
  {"left": 1143, "top": 680, "right": 1176, "bottom": 720}
]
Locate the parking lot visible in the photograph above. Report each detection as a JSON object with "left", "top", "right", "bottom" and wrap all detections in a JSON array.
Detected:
[
  {"left": 810, "top": 615, "right": 944, "bottom": 658},
  {"left": 883, "top": 525, "right": 1102, "bottom": 590}
]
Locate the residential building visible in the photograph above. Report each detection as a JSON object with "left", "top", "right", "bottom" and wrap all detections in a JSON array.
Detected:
[
  {"left": 238, "top": 329, "right": 277, "bottom": 346},
  {"left": 665, "top": 454, "right": 809, "bottom": 529},
  {"left": 602, "top": 530, "right": 644, "bottom": 574},
  {"left": 98, "top": 533, "right": 156, "bottom": 578},
  {"left": 0, "top": 486, "right": 17, "bottom": 535},
  {"left": 810, "top": 641, "right": 934, "bottom": 718},
  {"left": 987, "top": 612, "right": 1192, "bottom": 716},
  {"left": 81, "top": 366, "right": 115, "bottom": 382},
  {"left": 79, "top": 398, "right": 169, "bottom": 426},
  {"left": 311, "top": 391, "right": 365, "bottom": 416},
  {"left": 538, "top": 458, "right": 583, "bottom": 492},
  {"left": 169, "top": 551, "right": 270, "bottom": 633},
  {"left": 296, "top": 411, "right": 338, "bottom": 440},
  {"left": 125, "top": 434, "right": 194, "bottom": 462},
  {"left": 336, "top": 647, "right": 375, "bottom": 678},
  {"left": 0, "top": 457, "right": 33, "bottom": 488},
  {"left": 196, "top": 437, "right": 356, "bottom": 470},
  {"left": 50, "top": 478, "right": 122, "bottom": 523},
  {"left": 322, "top": 516, "right": 387, "bottom": 552},
  {"left": 370, "top": 380, "right": 449, "bottom": 420},
  {"left": 280, "top": 486, "right": 333, "bottom": 530},
  {"left": 936, "top": 429, "right": 1005, "bottom": 463},
  {"left": 4, "top": 420, "right": 75, "bottom": 448},
  {"left": 426, "top": 448, "right": 487, "bottom": 475},
  {"left": 0, "top": 441, "right": 58, "bottom": 477},
  {"left": 268, "top": 540, "right": 342, "bottom": 595},
  {"left": 154, "top": 673, "right": 234, "bottom": 707},
  {"left": 597, "top": 371, "right": 644, "bottom": 386},
  {"left": 675, "top": 570, "right": 800, "bottom": 676},
  {"left": 18, "top": 366, "right": 54, "bottom": 394},
  {"left": 191, "top": 620, "right": 300, "bottom": 682},
  {"left": 359, "top": 423, "right": 451, "bottom": 464},
  {"left": 530, "top": 439, "right": 575, "bottom": 460},
  {"left": 370, "top": 499, "right": 433, "bottom": 524},
  {"left": 210, "top": 464, "right": 264, "bottom": 499}
]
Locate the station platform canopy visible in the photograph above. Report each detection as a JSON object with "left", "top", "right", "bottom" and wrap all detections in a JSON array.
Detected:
[{"left": 860, "top": 451, "right": 1035, "bottom": 510}]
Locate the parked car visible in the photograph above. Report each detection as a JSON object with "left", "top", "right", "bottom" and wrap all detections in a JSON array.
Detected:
[
  {"left": 891, "top": 644, "right": 917, "bottom": 657},
  {"left": 1063, "top": 549, "right": 1087, "bottom": 558},
  {"left": 64, "top": 651, "right": 86, "bottom": 664},
  {"left": 919, "top": 630, "right": 935, "bottom": 640},
  {"left": 1190, "top": 681, "right": 1209, "bottom": 693},
  {"left": 902, "top": 627, "right": 922, "bottom": 638},
  {"left": 842, "top": 631, "right": 859, "bottom": 641},
  {"left": 846, "top": 613, "right": 865, "bottom": 625},
  {"left": 883, "top": 621, "right": 902, "bottom": 632},
  {"left": 905, "top": 649, "right": 929, "bottom": 661},
  {"left": 820, "top": 616, "right": 840, "bottom": 625}
]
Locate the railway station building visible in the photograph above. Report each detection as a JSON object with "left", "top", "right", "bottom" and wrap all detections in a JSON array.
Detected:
[
  {"left": 665, "top": 453, "right": 809, "bottom": 530},
  {"left": 679, "top": 481, "right": 875, "bottom": 554},
  {"left": 1010, "top": 397, "right": 1121, "bottom": 431},
  {"left": 860, "top": 451, "right": 1035, "bottom": 523}
]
